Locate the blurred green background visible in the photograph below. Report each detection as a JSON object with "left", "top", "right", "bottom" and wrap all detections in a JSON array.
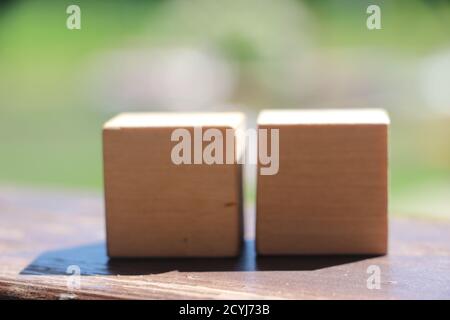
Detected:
[{"left": 1, "top": 0, "right": 449, "bottom": 219}]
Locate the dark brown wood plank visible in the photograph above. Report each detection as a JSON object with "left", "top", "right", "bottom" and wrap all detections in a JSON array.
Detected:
[{"left": 1, "top": 186, "right": 449, "bottom": 299}]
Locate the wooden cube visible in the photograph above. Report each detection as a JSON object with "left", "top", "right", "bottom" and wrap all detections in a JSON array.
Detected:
[
  {"left": 256, "top": 109, "right": 389, "bottom": 255},
  {"left": 103, "top": 112, "right": 245, "bottom": 257}
]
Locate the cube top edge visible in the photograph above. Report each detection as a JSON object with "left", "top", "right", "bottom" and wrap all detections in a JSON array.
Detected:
[
  {"left": 103, "top": 112, "right": 246, "bottom": 130},
  {"left": 257, "top": 109, "right": 390, "bottom": 126}
]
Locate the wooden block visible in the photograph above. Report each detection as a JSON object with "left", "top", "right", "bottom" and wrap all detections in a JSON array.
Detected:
[
  {"left": 256, "top": 109, "right": 389, "bottom": 255},
  {"left": 103, "top": 112, "right": 245, "bottom": 257}
]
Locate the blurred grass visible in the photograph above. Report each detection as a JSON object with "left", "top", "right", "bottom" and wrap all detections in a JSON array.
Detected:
[
  {"left": 0, "top": 0, "right": 449, "bottom": 218},
  {"left": 304, "top": 0, "right": 450, "bottom": 54},
  {"left": 0, "top": 107, "right": 106, "bottom": 189},
  {"left": 0, "top": 0, "right": 162, "bottom": 189}
]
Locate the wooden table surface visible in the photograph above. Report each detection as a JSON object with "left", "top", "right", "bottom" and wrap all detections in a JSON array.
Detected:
[{"left": 0, "top": 186, "right": 449, "bottom": 300}]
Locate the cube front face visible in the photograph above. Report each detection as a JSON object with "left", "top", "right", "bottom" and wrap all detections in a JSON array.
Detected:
[
  {"left": 257, "top": 115, "right": 388, "bottom": 255},
  {"left": 103, "top": 117, "right": 243, "bottom": 258}
]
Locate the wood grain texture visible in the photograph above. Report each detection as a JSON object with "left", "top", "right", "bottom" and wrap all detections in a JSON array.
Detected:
[
  {"left": 1, "top": 186, "right": 450, "bottom": 299},
  {"left": 103, "top": 112, "right": 244, "bottom": 257},
  {"left": 257, "top": 109, "right": 388, "bottom": 255}
]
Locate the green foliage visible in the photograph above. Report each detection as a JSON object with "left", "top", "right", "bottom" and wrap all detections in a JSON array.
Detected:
[{"left": 0, "top": 0, "right": 449, "bottom": 217}]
